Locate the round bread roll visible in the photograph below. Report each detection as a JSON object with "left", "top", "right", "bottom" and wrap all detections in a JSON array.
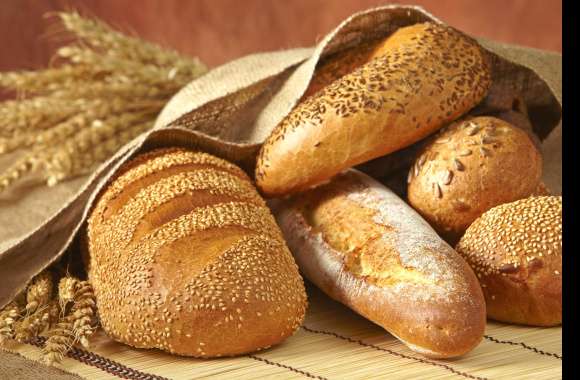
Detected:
[
  {"left": 86, "top": 148, "right": 307, "bottom": 357},
  {"left": 456, "top": 196, "right": 562, "bottom": 326},
  {"left": 407, "top": 116, "right": 543, "bottom": 244},
  {"left": 256, "top": 22, "right": 491, "bottom": 197}
]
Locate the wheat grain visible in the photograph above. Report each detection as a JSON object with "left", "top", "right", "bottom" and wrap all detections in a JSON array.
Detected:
[
  {"left": 14, "top": 301, "right": 58, "bottom": 343},
  {"left": 0, "top": 97, "right": 79, "bottom": 137},
  {"left": 58, "top": 12, "right": 206, "bottom": 73},
  {"left": 44, "top": 113, "right": 155, "bottom": 184},
  {"left": 25, "top": 271, "right": 54, "bottom": 315},
  {"left": 70, "top": 281, "right": 97, "bottom": 348},
  {"left": 42, "top": 280, "right": 98, "bottom": 363},
  {"left": 58, "top": 276, "right": 80, "bottom": 312},
  {"left": 0, "top": 302, "right": 23, "bottom": 344},
  {"left": 43, "top": 316, "right": 75, "bottom": 366},
  {"left": 0, "top": 66, "right": 95, "bottom": 94},
  {"left": 0, "top": 11, "right": 207, "bottom": 192}
]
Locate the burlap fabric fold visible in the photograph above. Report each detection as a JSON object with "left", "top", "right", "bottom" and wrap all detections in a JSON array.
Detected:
[{"left": 0, "top": 5, "right": 561, "bottom": 308}]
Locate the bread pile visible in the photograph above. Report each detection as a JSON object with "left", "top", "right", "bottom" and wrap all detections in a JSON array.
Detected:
[{"left": 86, "top": 21, "right": 561, "bottom": 359}]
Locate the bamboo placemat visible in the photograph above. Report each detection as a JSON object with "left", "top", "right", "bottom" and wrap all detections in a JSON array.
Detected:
[{"left": 2, "top": 284, "right": 562, "bottom": 380}]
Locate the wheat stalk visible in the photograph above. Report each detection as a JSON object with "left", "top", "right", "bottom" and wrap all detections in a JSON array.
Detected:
[{"left": 0, "top": 11, "right": 207, "bottom": 193}]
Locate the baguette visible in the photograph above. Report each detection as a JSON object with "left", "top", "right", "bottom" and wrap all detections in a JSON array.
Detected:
[
  {"left": 270, "top": 169, "right": 486, "bottom": 358},
  {"left": 86, "top": 148, "right": 307, "bottom": 357},
  {"left": 256, "top": 22, "right": 491, "bottom": 196}
]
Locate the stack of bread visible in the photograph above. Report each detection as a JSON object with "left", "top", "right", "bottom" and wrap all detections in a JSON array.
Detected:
[{"left": 85, "top": 21, "right": 561, "bottom": 359}]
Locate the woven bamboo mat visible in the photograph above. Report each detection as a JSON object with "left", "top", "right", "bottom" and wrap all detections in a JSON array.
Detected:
[{"left": 2, "top": 284, "right": 561, "bottom": 380}]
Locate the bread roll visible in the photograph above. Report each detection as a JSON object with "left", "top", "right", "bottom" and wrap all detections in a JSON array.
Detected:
[
  {"left": 86, "top": 148, "right": 307, "bottom": 357},
  {"left": 407, "top": 116, "right": 542, "bottom": 244},
  {"left": 270, "top": 169, "right": 486, "bottom": 358},
  {"left": 456, "top": 196, "right": 562, "bottom": 326},
  {"left": 256, "top": 22, "right": 491, "bottom": 196}
]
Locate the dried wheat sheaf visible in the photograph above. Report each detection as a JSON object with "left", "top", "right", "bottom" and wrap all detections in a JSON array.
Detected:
[
  {"left": 0, "top": 12, "right": 207, "bottom": 192},
  {"left": 0, "top": 270, "right": 100, "bottom": 366}
]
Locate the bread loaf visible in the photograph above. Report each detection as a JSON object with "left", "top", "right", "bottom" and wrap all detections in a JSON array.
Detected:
[
  {"left": 256, "top": 22, "right": 492, "bottom": 196},
  {"left": 86, "top": 148, "right": 307, "bottom": 357},
  {"left": 270, "top": 169, "right": 486, "bottom": 358},
  {"left": 456, "top": 196, "right": 562, "bottom": 326},
  {"left": 301, "top": 39, "right": 391, "bottom": 99},
  {"left": 407, "top": 116, "right": 543, "bottom": 244}
]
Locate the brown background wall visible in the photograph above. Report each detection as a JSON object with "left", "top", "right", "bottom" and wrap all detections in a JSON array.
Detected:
[{"left": 0, "top": 0, "right": 562, "bottom": 71}]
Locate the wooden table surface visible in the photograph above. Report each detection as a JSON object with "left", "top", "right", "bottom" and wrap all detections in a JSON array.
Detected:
[{"left": 0, "top": 0, "right": 562, "bottom": 71}]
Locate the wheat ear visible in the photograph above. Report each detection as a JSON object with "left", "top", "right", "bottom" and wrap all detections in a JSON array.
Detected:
[
  {"left": 14, "top": 301, "right": 58, "bottom": 343},
  {"left": 70, "top": 281, "right": 97, "bottom": 348},
  {"left": 58, "top": 276, "right": 80, "bottom": 312},
  {"left": 42, "top": 317, "right": 75, "bottom": 366},
  {"left": 0, "top": 302, "right": 23, "bottom": 344},
  {"left": 25, "top": 271, "right": 54, "bottom": 315}
]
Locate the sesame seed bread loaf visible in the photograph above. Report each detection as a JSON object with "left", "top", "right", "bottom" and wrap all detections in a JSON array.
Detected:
[
  {"left": 407, "top": 116, "right": 543, "bottom": 244},
  {"left": 270, "top": 169, "right": 486, "bottom": 358},
  {"left": 86, "top": 148, "right": 307, "bottom": 357},
  {"left": 256, "top": 22, "right": 492, "bottom": 197},
  {"left": 456, "top": 196, "right": 562, "bottom": 326}
]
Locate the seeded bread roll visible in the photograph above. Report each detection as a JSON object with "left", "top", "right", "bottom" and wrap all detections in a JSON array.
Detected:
[
  {"left": 270, "top": 169, "right": 486, "bottom": 358},
  {"left": 456, "top": 196, "right": 562, "bottom": 326},
  {"left": 86, "top": 148, "right": 307, "bottom": 357},
  {"left": 256, "top": 22, "right": 491, "bottom": 197},
  {"left": 407, "top": 116, "right": 543, "bottom": 244}
]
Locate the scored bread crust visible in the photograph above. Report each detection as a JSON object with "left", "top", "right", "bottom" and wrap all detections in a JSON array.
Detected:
[
  {"left": 270, "top": 169, "right": 486, "bottom": 358},
  {"left": 407, "top": 116, "right": 543, "bottom": 244},
  {"left": 86, "top": 148, "right": 307, "bottom": 357},
  {"left": 256, "top": 22, "right": 492, "bottom": 197},
  {"left": 456, "top": 196, "right": 562, "bottom": 326}
]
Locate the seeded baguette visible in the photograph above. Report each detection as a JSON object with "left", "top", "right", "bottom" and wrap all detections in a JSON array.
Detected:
[
  {"left": 86, "top": 148, "right": 307, "bottom": 357},
  {"left": 456, "top": 196, "right": 562, "bottom": 326},
  {"left": 256, "top": 22, "right": 491, "bottom": 197},
  {"left": 301, "top": 39, "right": 393, "bottom": 100},
  {"left": 270, "top": 169, "right": 486, "bottom": 358},
  {"left": 407, "top": 116, "right": 543, "bottom": 244}
]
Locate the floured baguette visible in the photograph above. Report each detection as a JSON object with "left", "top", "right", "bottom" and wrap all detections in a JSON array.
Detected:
[
  {"left": 86, "top": 148, "right": 307, "bottom": 357},
  {"left": 270, "top": 169, "right": 485, "bottom": 358}
]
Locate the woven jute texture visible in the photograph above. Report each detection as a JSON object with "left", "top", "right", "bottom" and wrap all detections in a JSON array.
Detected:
[{"left": 0, "top": 4, "right": 561, "bottom": 379}]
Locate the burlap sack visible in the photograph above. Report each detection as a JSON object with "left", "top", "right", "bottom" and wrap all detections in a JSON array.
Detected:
[{"left": 0, "top": 5, "right": 561, "bottom": 308}]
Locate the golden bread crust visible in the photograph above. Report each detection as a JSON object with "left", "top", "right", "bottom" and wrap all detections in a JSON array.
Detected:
[
  {"left": 408, "top": 116, "right": 542, "bottom": 244},
  {"left": 87, "top": 148, "right": 307, "bottom": 357},
  {"left": 256, "top": 22, "right": 491, "bottom": 196},
  {"left": 271, "top": 170, "right": 486, "bottom": 358},
  {"left": 456, "top": 196, "right": 562, "bottom": 326}
]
